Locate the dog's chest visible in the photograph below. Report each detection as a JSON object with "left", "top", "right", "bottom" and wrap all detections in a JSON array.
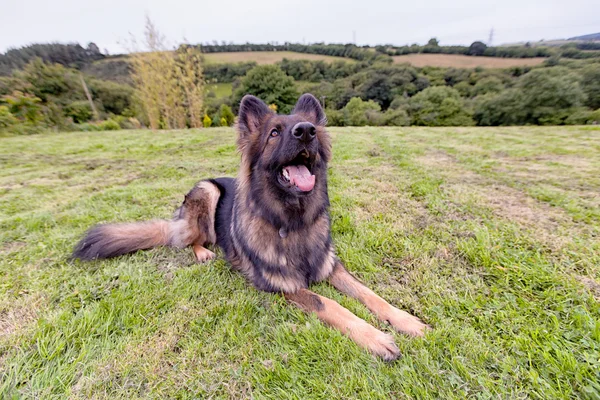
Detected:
[{"left": 234, "top": 214, "right": 334, "bottom": 292}]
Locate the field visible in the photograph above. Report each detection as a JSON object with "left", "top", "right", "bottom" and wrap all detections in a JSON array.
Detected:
[
  {"left": 393, "top": 54, "right": 547, "bottom": 68},
  {"left": 203, "top": 51, "right": 352, "bottom": 65},
  {"left": 1, "top": 126, "right": 599, "bottom": 399},
  {"left": 207, "top": 82, "right": 233, "bottom": 98}
]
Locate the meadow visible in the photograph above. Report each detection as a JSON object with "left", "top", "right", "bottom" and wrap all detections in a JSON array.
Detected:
[
  {"left": 203, "top": 51, "right": 352, "bottom": 65},
  {"left": 1, "top": 126, "right": 599, "bottom": 399},
  {"left": 392, "top": 54, "right": 546, "bottom": 68}
]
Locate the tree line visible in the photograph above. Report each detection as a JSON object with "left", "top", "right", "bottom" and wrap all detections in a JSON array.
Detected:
[{"left": 1, "top": 39, "right": 600, "bottom": 135}]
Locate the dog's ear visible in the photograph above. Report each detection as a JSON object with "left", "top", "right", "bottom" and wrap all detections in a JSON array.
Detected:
[
  {"left": 292, "top": 93, "right": 326, "bottom": 126},
  {"left": 237, "top": 95, "right": 273, "bottom": 138}
]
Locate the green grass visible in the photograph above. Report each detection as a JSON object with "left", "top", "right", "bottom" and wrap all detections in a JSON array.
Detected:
[
  {"left": 207, "top": 82, "right": 233, "bottom": 99},
  {"left": 1, "top": 126, "right": 599, "bottom": 399}
]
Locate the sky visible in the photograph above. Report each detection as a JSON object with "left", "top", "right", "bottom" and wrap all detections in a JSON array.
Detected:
[{"left": 1, "top": 0, "right": 599, "bottom": 54}]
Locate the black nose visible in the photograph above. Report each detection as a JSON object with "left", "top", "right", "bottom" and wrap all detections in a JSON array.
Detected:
[{"left": 292, "top": 122, "right": 316, "bottom": 142}]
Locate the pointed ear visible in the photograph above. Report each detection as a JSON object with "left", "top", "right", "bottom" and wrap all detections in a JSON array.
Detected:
[
  {"left": 237, "top": 95, "right": 273, "bottom": 138},
  {"left": 292, "top": 93, "right": 326, "bottom": 126}
]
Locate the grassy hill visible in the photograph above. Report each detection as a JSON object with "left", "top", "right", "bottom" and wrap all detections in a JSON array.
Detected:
[{"left": 1, "top": 126, "right": 599, "bottom": 398}]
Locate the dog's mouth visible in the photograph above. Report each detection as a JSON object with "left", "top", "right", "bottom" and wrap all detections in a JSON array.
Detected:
[{"left": 278, "top": 149, "right": 315, "bottom": 193}]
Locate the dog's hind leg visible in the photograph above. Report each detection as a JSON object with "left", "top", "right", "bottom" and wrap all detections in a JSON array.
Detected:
[
  {"left": 328, "top": 261, "right": 430, "bottom": 337},
  {"left": 284, "top": 289, "right": 400, "bottom": 361},
  {"left": 177, "top": 181, "right": 221, "bottom": 263}
]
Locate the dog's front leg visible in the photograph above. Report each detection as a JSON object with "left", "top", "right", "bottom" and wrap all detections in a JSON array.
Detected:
[
  {"left": 284, "top": 288, "right": 400, "bottom": 360},
  {"left": 328, "top": 262, "right": 429, "bottom": 337}
]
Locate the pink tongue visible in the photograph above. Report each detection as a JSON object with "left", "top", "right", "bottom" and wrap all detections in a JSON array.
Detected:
[{"left": 285, "top": 165, "right": 315, "bottom": 192}]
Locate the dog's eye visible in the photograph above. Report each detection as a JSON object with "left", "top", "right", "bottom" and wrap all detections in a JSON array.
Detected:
[{"left": 270, "top": 129, "right": 279, "bottom": 138}]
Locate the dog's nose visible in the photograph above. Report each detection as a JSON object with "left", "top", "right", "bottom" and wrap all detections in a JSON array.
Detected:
[{"left": 292, "top": 122, "right": 316, "bottom": 142}]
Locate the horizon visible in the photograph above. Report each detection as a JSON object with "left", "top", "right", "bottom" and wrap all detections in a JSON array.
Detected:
[{"left": 1, "top": 0, "right": 599, "bottom": 54}]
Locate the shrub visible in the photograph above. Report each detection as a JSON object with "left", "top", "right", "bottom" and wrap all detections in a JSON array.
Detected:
[
  {"left": 65, "top": 101, "right": 93, "bottom": 123},
  {"left": 588, "top": 109, "right": 600, "bottom": 124},
  {"left": 324, "top": 108, "right": 344, "bottom": 126},
  {"left": 99, "top": 119, "right": 120, "bottom": 131},
  {"left": 203, "top": 114, "right": 212, "bottom": 128},
  {"left": 220, "top": 117, "right": 227, "bottom": 127},
  {"left": 408, "top": 86, "right": 474, "bottom": 126},
  {"left": 219, "top": 104, "right": 235, "bottom": 126},
  {"left": 0, "top": 105, "right": 18, "bottom": 129},
  {"left": 383, "top": 108, "right": 410, "bottom": 126},
  {"left": 342, "top": 97, "right": 381, "bottom": 126},
  {"left": 232, "top": 65, "right": 298, "bottom": 114},
  {"left": 474, "top": 90, "right": 526, "bottom": 126}
]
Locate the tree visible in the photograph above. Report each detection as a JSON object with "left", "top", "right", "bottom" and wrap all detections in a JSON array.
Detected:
[
  {"left": 232, "top": 65, "right": 298, "bottom": 114},
  {"left": 408, "top": 86, "right": 474, "bottom": 126},
  {"left": 427, "top": 38, "right": 439, "bottom": 47},
  {"left": 342, "top": 97, "right": 381, "bottom": 126},
  {"left": 127, "top": 17, "right": 204, "bottom": 129},
  {"left": 469, "top": 41, "right": 488, "bottom": 56},
  {"left": 517, "top": 68, "right": 586, "bottom": 124},
  {"left": 474, "top": 90, "right": 526, "bottom": 126},
  {"left": 581, "top": 65, "right": 600, "bottom": 109}
]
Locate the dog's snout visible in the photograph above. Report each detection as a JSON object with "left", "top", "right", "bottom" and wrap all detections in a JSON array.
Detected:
[{"left": 292, "top": 122, "right": 316, "bottom": 142}]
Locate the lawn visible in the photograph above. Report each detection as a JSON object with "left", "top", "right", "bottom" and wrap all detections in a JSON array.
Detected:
[
  {"left": 1, "top": 126, "right": 599, "bottom": 399},
  {"left": 392, "top": 54, "right": 546, "bottom": 68}
]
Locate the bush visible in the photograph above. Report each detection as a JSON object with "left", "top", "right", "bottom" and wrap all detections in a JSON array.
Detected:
[
  {"left": 0, "top": 105, "right": 17, "bottom": 129},
  {"left": 65, "top": 100, "right": 93, "bottom": 123},
  {"left": 203, "top": 114, "right": 212, "bottom": 128},
  {"left": 99, "top": 119, "right": 120, "bottom": 130},
  {"left": 324, "top": 108, "right": 344, "bottom": 126},
  {"left": 232, "top": 65, "right": 298, "bottom": 114},
  {"left": 564, "top": 109, "right": 592, "bottom": 125},
  {"left": 474, "top": 90, "right": 526, "bottom": 126},
  {"left": 588, "top": 109, "right": 600, "bottom": 124},
  {"left": 383, "top": 108, "right": 410, "bottom": 126},
  {"left": 408, "top": 86, "right": 474, "bottom": 126},
  {"left": 342, "top": 97, "right": 381, "bottom": 126},
  {"left": 219, "top": 104, "right": 235, "bottom": 126}
]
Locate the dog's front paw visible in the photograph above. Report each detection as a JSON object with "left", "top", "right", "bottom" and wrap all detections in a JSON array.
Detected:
[
  {"left": 351, "top": 323, "right": 401, "bottom": 361},
  {"left": 384, "top": 308, "right": 430, "bottom": 337}
]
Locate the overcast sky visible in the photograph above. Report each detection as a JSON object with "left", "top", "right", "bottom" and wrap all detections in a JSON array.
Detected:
[{"left": 1, "top": 0, "right": 599, "bottom": 54}]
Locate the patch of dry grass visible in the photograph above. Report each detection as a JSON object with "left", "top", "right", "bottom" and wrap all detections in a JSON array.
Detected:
[
  {"left": 203, "top": 51, "right": 353, "bottom": 65},
  {"left": 392, "top": 54, "right": 546, "bottom": 68}
]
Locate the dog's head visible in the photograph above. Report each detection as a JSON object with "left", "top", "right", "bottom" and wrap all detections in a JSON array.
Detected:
[{"left": 236, "top": 94, "right": 331, "bottom": 199}]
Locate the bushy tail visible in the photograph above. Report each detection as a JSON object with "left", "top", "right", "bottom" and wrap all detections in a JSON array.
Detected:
[
  {"left": 72, "top": 219, "right": 198, "bottom": 261},
  {"left": 72, "top": 180, "right": 221, "bottom": 261}
]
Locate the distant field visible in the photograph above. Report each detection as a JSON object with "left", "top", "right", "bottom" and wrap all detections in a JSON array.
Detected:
[
  {"left": 207, "top": 82, "right": 233, "bottom": 98},
  {"left": 1, "top": 126, "right": 599, "bottom": 398},
  {"left": 393, "top": 54, "right": 547, "bottom": 68},
  {"left": 203, "top": 51, "right": 353, "bottom": 65}
]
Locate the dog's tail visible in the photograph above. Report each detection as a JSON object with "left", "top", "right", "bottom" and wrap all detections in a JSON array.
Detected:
[{"left": 72, "top": 181, "right": 220, "bottom": 261}]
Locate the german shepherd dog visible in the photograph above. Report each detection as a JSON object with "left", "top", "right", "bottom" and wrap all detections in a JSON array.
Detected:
[{"left": 73, "top": 94, "right": 428, "bottom": 360}]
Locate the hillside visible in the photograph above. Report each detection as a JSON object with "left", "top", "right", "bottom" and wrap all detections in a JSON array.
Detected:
[{"left": 569, "top": 32, "right": 600, "bottom": 41}]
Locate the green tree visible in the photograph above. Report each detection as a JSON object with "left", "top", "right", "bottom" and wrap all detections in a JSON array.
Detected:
[
  {"left": 408, "top": 86, "right": 474, "bottom": 126},
  {"left": 581, "top": 65, "right": 600, "bottom": 109},
  {"left": 232, "top": 65, "right": 298, "bottom": 114},
  {"left": 474, "top": 90, "right": 526, "bottom": 126},
  {"left": 469, "top": 41, "right": 488, "bottom": 56},
  {"left": 342, "top": 97, "right": 381, "bottom": 126},
  {"left": 517, "top": 68, "right": 586, "bottom": 124}
]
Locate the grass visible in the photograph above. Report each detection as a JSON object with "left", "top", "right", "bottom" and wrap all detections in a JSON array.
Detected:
[
  {"left": 1, "top": 126, "right": 599, "bottom": 399},
  {"left": 203, "top": 51, "right": 353, "bottom": 65},
  {"left": 207, "top": 82, "right": 233, "bottom": 99},
  {"left": 392, "top": 54, "right": 547, "bottom": 68}
]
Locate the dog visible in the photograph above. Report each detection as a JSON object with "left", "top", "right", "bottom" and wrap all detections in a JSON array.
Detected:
[{"left": 72, "top": 93, "right": 428, "bottom": 360}]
